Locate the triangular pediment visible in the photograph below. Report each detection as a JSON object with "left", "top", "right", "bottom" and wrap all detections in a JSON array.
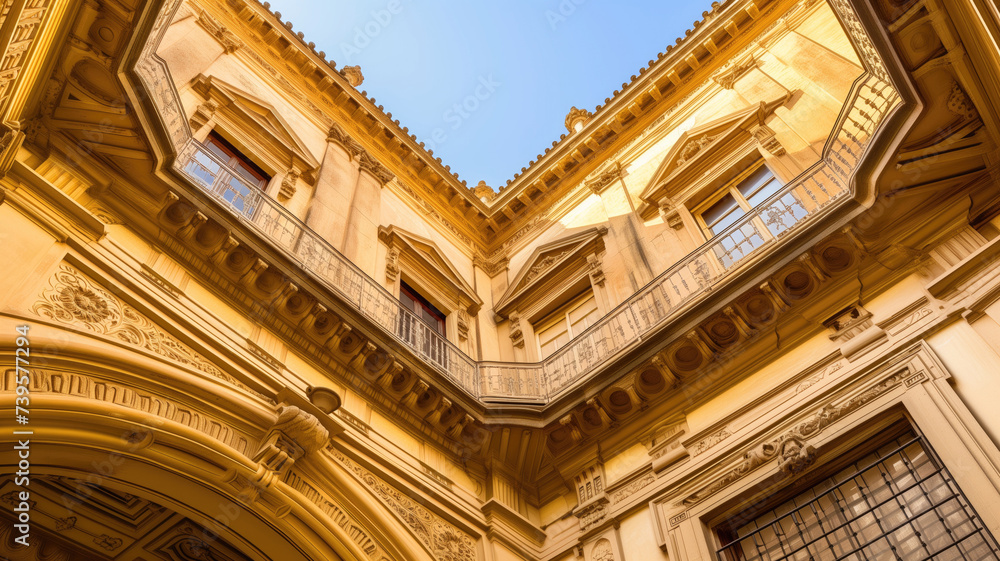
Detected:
[
  {"left": 496, "top": 227, "right": 607, "bottom": 315},
  {"left": 640, "top": 95, "right": 790, "bottom": 205},
  {"left": 378, "top": 226, "right": 482, "bottom": 313},
  {"left": 191, "top": 74, "right": 320, "bottom": 175}
]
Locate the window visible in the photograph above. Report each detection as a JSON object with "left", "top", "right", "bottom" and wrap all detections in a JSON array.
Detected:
[
  {"left": 698, "top": 164, "right": 806, "bottom": 268},
  {"left": 184, "top": 131, "right": 271, "bottom": 216},
  {"left": 716, "top": 430, "right": 1000, "bottom": 561},
  {"left": 397, "top": 281, "right": 448, "bottom": 366},
  {"left": 399, "top": 281, "right": 446, "bottom": 336},
  {"left": 535, "top": 291, "right": 600, "bottom": 359}
]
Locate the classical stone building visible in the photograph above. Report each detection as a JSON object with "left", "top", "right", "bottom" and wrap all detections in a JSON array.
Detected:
[{"left": 2, "top": 0, "right": 1000, "bottom": 559}]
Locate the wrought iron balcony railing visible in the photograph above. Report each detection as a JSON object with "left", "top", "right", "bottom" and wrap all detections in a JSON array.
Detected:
[{"left": 174, "top": 72, "right": 899, "bottom": 404}]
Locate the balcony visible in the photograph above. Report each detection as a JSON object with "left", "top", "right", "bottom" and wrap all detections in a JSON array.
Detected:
[{"left": 173, "top": 72, "right": 899, "bottom": 405}]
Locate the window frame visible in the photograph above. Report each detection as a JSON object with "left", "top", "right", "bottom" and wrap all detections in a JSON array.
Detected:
[
  {"left": 693, "top": 161, "right": 783, "bottom": 240},
  {"left": 712, "top": 423, "right": 1000, "bottom": 561},
  {"left": 533, "top": 289, "right": 600, "bottom": 360},
  {"left": 399, "top": 280, "right": 447, "bottom": 337},
  {"left": 203, "top": 130, "right": 272, "bottom": 190}
]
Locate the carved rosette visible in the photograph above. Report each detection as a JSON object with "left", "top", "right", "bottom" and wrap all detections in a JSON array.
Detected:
[{"left": 31, "top": 265, "right": 268, "bottom": 400}]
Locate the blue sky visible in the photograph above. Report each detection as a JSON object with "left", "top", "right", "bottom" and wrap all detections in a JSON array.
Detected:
[{"left": 270, "top": 1, "right": 713, "bottom": 190}]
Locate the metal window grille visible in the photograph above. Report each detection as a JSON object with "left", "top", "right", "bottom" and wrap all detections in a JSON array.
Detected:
[{"left": 717, "top": 432, "right": 1000, "bottom": 561}]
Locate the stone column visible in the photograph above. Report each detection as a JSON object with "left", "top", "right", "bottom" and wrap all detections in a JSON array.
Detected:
[
  {"left": 343, "top": 151, "right": 394, "bottom": 276},
  {"left": 305, "top": 125, "right": 360, "bottom": 250}
]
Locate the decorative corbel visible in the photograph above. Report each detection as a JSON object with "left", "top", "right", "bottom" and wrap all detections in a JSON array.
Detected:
[
  {"left": 189, "top": 100, "right": 218, "bottom": 131},
  {"left": 253, "top": 405, "right": 330, "bottom": 479},
  {"left": 509, "top": 312, "right": 524, "bottom": 349},
  {"left": 659, "top": 197, "right": 683, "bottom": 229},
  {"left": 751, "top": 123, "right": 785, "bottom": 156},
  {"left": 385, "top": 246, "right": 400, "bottom": 282},
  {"left": 587, "top": 254, "right": 605, "bottom": 287},
  {"left": 457, "top": 309, "right": 470, "bottom": 342},
  {"left": 278, "top": 167, "right": 300, "bottom": 200}
]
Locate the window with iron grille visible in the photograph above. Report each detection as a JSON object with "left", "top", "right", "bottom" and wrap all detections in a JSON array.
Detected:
[{"left": 716, "top": 430, "right": 1000, "bottom": 561}]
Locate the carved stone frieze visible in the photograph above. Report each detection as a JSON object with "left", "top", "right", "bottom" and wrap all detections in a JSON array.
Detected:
[
  {"left": 286, "top": 471, "right": 392, "bottom": 560},
  {"left": 574, "top": 496, "right": 609, "bottom": 531},
  {"left": 330, "top": 448, "right": 476, "bottom": 561},
  {"left": 31, "top": 264, "right": 268, "bottom": 400},
  {"left": 0, "top": 368, "right": 256, "bottom": 454},
  {"left": 681, "top": 368, "right": 910, "bottom": 505},
  {"left": 777, "top": 435, "right": 816, "bottom": 475},
  {"left": 524, "top": 251, "right": 569, "bottom": 283},
  {"left": 690, "top": 427, "right": 731, "bottom": 456},
  {"left": 610, "top": 473, "right": 655, "bottom": 504}
]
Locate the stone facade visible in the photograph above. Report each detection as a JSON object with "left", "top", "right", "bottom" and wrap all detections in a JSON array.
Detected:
[{"left": 1, "top": 0, "right": 1000, "bottom": 560}]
